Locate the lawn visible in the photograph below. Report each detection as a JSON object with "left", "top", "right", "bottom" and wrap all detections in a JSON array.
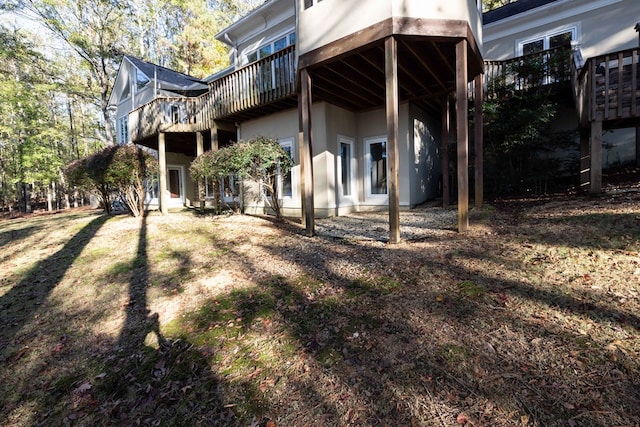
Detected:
[{"left": 1, "top": 183, "right": 639, "bottom": 426}]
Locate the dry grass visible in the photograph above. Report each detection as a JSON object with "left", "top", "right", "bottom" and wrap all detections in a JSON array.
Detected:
[{"left": 1, "top": 182, "right": 639, "bottom": 426}]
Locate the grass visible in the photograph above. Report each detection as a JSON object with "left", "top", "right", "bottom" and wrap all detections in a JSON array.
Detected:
[{"left": 1, "top": 183, "right": 640, "bottom": 426}]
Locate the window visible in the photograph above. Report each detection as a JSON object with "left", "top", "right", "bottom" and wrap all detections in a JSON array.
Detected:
[
  {"left": 278, "top": 139, "right": 294, "bottom": 198},
  {"left": 245, "top": 31, "right": 295, "bottom": 64},
  {"left": 365, "top": 136, "right": 387, "bottom": 198},
  {"left": 518, "top": 27, "right": 576, "bottom": 56},
  {"left": 304, "top": 0, "right": 322, "bottom": 9},
  {"left": 145, "top": 175, "right": 159, "bottom": 202},
  {"left": 337, "top": 136, "right": 355, "bottom": 199},
  {"left": 206, "top": 176, "right": 240, "bottom": 202},
  {"left": 136, "top": 69, "right": 149, "bottom": 91},
  {"left": 118, "top": 116, "right": 128, "bottom": 144}
]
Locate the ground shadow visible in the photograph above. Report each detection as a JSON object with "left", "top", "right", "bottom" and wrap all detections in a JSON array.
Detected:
[
  {"left": 0, "top": 213, "right": 108, "bottom": 354},
  {"left": 92, "top": 214, "right": 233, "bottom": 426}
]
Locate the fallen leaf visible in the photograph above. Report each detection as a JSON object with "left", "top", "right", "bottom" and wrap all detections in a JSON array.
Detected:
[
  {"left": 436, "top": 294, "right": 444, "bottom": 302},
  {"left": 456, "top": 413, "right": 469, "bottom": 425},
  {"left": 74, "top": 382, "right": 92, "bottom": 394}
]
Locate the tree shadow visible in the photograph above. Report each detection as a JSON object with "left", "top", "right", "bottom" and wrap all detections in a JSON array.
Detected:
[
  {"left": 93, "top": 214, "right": 233, "bottom": 425},
  {"left": 0, "top": 213, "right": 108, "bottom": 354}
]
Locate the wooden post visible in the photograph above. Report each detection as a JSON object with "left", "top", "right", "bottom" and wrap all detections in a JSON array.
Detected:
[
  {"left": 158, "top": 132, "right": 168, "bottom": 215},
  {"left": 385, "top": 36, "right": 401, "bottom": 244},
  {"left": 196, "top": 131, "right": 204, "bottom": 211},
  {"left": 299, "top": 68, "right": 315, "bottom": 236},
  {"left": 590, "top": 121, "right": 602, "bottom": 194},
  {"left": 441, "top": 96, "right": 450, "bottom": 208},
  {"left": 579, "top": 131, "right": 590, "bottom": 191},
  {"left": 636, "top": 125, "right": 640, "bottom": 167},
  {"left": 456, "top": 40, "right": 469, "bottom": 232},
  {"left": 474, "top": 74, "right": 483, "bottom": 208},
  {"left": 211, "top": 122, "right": 219, "bottom": 150}
]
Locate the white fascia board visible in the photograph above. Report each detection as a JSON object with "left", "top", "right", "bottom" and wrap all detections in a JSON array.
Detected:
[
  {"left": 215, "top": 0, "right": 294, "bottom": 46},
  {"left": 483, "top": 0, "right": 625, "bottom": 43}
]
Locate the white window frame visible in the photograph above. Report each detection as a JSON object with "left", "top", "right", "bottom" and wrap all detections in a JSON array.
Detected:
[
  {"left": 303, "top": 0, "right": 323, "bottom": 10},
  {"left": 117, "top": 116, "right": 128, "bottom": 145},
  {"left": 516, "top": 24, "right": 579, "bottom": 57},
  {"left": 278, "top": 138, "right": 295, "bottom": 200},
  {"left": 337, "top": 135, "right": 356, "bottom": 204},
  {"left": 245, "top": 30, "right": 296, "bottom": 65},
  {"left": 364, "top": 135, "right": 388, "bottom": 203}
]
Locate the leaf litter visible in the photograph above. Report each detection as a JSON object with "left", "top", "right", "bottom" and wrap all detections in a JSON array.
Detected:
[{"left": 0, "top": 180, "right": 639, "bottom": 426}]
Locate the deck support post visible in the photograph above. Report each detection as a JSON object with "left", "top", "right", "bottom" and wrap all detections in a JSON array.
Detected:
[
  {"left": 299, "top": 67, "right": 315, "bottom": 236},
  {"left": 385, "top": 36, "right": 401, "bottom": 244},
  {"left": 636, "top": 125, "right": 640, "bottom": 167},
  {"left": 456, "top": 39, "right": 469, "bottom": 232},
  {"left": 474, "top": 75, "right": 483, "bottom": 208},
  {"left": 441, "top": 96, "right": 450, "bottom": 208},
  {"left": 158, "top": 132, "right": 168, "bottom": 215},
  {"left": 196, "top": 131, "right": 204, "bottom": 211},
  {"left": 579, "top": 131, "right": 591, "bottom": 191},
  {"left": 211, "top": 122, "right": 221, "bottom": 213},
  {"left": 590, "top": 121, "right": 602, "bottom": 194}
]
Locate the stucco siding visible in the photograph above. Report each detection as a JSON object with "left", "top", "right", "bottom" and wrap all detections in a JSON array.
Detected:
[
  {"left": 409, "top": 104, "right": 442, "bottom": 206},
  {"left": 483, "top": 0, "right": 639, "bottom": 60},
  {"left": 298, "top": 0, "right": 482, "bottom": 56}
]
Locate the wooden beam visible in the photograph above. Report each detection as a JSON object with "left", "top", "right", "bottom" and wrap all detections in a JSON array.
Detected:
[
  {"left": 211, "top": 122, "right": 219, "bottom": 150},
  {"left": 474, "top": 75, "right": 483, "bottom": 208},
  {"left": 441, "top": 96, "right": 450, "bottom": 208},
  {"left": 299, "top": 68, "right": 315, "bottom": 236},
  {"left": 158, "top": 132, "right": 168, "bottom": 215},
  {"left": 456, "top": 39, "right": 469, "bottom": 232},
  {"left": 385, "top": 36, "right": 401, "bottom": 244},
  {"left": 590, "top": 120, "right": 602, "bottom": 194}
]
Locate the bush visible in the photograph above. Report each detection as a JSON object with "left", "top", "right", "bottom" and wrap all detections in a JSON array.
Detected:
[{"left": 66, "top": 145, "right": 158, "bottom": 216}]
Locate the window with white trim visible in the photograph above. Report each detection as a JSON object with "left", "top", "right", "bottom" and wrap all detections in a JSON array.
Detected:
[
  {"left": 365, "top": 136, "right": 388, "bottom": 198},
  {"left": 118, "top": 116, "right": 128, "bottom": 144},
  {"left": 518, "top": 27, "right": 576, "bottom": 56},
  {"left": 278, "top": 138, "right": 294, "bottom": 198},
  {"left": 246, "top": 31, "right": 296, "bottom": 64},
  {"left": 337, "top": 136, "right": 355, "bottom": 200}
]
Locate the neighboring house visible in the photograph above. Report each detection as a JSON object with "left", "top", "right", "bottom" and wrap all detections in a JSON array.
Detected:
[
  {"left": 114, "top": 0, "right": 484, "bottom": 240},
  {"left": 484, "top": 0, "right": 640, "bottom": 191}
]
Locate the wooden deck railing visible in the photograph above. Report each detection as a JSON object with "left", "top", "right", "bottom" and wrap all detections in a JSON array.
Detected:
[
  {"left": 128, "top": 45, "right": 297, "bottom": 141},
  {"left": 209, "top": 45, "right": 296, "bottom": 118},
  {"left": 574, "top": 47, "right": 640, "bottom": 125},
  {"left": 483, "top": 45, "right": 572, "bottom": 100},
  {"left": 128, "top": 92, "right": 212, "bottom": 141}
]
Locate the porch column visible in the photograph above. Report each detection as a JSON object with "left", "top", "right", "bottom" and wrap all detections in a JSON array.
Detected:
[
  {"left": 158, "top": 132, "right": 168, "bottom": 215},
  {"left": 211, "top": 122, "right": 219, "bottom": 150},
  {"left": 299, "top": 67, "right": 315, "bottom": 236},
  {"left": 385, "top": 36, "right": 400, "bottom": 244},
  {"left": 590, "top": 120, "right": 602, "bottom": 194},
  {"left": 456, "top": 39, "right": 469, "bottom": 232},
  {"left": 441, "top": 96, "right": 450, "bottom": 208},
  {"left": 579, "top": 131, "right": 590, "bottom": 191},
  {"left": 474, "top": 74, "right": 484, "bottom": 208},
  {"left": 196, "top": 131, "right": 204, "bottom": 210}
]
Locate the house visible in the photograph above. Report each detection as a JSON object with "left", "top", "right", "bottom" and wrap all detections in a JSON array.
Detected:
[
  {"left": 113, "top": 0, "right": 484, "bottom": 241},
  {"left": 110, "top": 0, "right": 640, "bottom": 239},
  {"left": 107, "top": 55, "right": 210, "bottom": 209},
  {"left": 483, "top": 0, "right": 640, "bottom": 192}
]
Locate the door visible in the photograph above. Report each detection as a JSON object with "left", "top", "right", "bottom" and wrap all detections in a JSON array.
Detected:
[{"left": 168, "top": 167, "right": 183, "bottom": 201}]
